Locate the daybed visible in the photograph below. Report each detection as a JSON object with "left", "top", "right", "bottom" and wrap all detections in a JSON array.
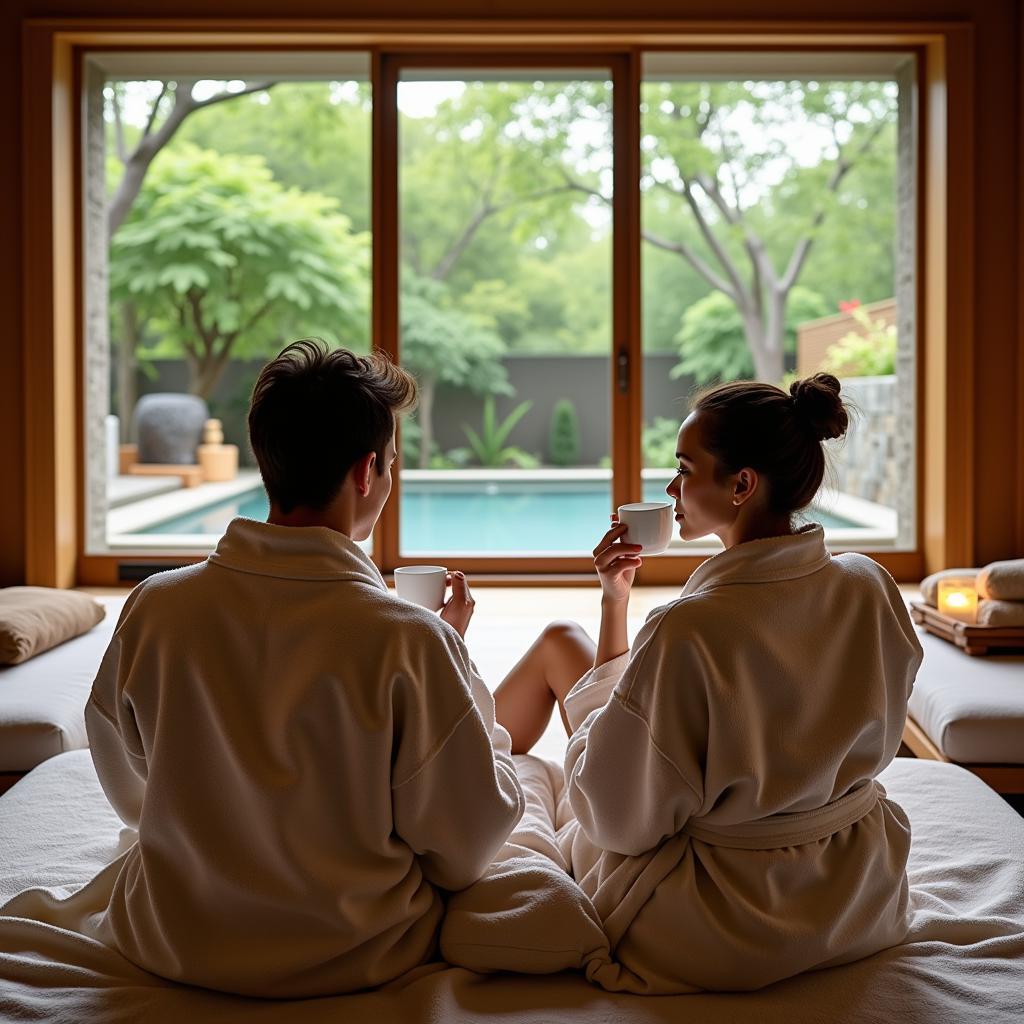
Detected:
[
  {"left": 903, "top": 626, "right": 1024, "bottom": 792},
  {"left": 0, "top": 596, "right": 125, "bottom": 792},
  {"left": 0, "top": 750, "right": 1021, "bottom": 1023}
]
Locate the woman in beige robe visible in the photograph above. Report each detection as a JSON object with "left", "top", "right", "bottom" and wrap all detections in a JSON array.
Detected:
[{"left": 493, "top": 373, "right": 923, "bottom": 994}]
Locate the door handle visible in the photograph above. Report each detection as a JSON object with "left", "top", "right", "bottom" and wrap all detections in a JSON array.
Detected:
[{"left": 617, "top": 348, "right": 630, "bottom": 394}]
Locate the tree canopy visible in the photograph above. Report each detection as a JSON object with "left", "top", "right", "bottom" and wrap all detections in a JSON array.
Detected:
[
  {"left": 105, "top": 74, "right": 900, "bottom": 412},
  {"left": 109, "top": 143, "right": 368, "bottom": 398}
]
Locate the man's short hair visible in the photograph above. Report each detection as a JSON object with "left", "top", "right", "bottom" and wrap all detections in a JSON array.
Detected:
[{"left": 248, "top": 339, "right": 418, "bottom": 514}]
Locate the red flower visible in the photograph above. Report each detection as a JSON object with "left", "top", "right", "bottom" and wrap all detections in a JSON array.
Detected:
[{"left": 838, "top": 299, "right": 861, "bottom": 313}]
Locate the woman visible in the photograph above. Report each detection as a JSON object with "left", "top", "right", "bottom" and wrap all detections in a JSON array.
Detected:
[{"left": 493, "top": 373, "right": 923, "bottom": 993}]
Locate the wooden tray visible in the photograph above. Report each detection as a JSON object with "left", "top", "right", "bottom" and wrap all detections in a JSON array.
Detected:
[{"left": 910, "top": 601, "right": 1024, "bottom": 655}]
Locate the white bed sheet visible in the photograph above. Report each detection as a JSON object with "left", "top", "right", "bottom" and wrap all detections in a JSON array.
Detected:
[
  {"left": 0, "top": 750, "right": 1022, "bottom": 1023},
  {"left": 0, "top": 596, "right": 126, "bottom": 772}
]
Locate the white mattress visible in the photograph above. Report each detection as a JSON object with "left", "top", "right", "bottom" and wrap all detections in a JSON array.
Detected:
[
  {"left": 0, "top": 751, "right": 1022, "bottom": 1023},
  {"left": 0, "top": 596, "right": 125, "bottom": 772},
  {"left": 908, "top": 625, "right": 1024, "bottom": 763}
]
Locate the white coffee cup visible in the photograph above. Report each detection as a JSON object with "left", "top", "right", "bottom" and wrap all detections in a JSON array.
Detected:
[
  {"left": 394, "top": 565, "right": 448, "bottom": 611},
  {"left": 617, "top": 502, "right": 674, "bottom": 555}
]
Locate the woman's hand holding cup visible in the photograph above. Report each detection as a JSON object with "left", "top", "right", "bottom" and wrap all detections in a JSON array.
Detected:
[{"left": 593, "top": 514, "right": 643, "bottom": 605}]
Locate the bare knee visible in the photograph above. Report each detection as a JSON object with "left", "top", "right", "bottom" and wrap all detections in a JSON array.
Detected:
[
  {"left": 540, "top": 620, "right": 595, "bottom": 672},
  {"left": 541, "top": 620, "right": 588, "bottom": 647}
]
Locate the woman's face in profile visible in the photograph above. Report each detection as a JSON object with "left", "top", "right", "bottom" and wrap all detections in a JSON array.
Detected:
[{"left": 665, "top": 413, "right": 738, "bottom": 542}]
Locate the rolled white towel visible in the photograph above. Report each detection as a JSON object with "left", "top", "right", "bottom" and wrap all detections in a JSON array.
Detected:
[
  {"left": 919, "top": 568, "right": 980, "bottom": 608},
  {"left": 977, "top": 599, "right": 1024, "bottom": 628},
  {"left": 976, "top": 560, "right": 1024, "bottom": 602}
]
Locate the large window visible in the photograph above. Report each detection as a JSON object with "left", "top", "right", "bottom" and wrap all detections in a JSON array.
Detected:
[
  {"left": 81, "top": 47, "right": 917, "bottom": 572},
  {"left": 85, "top": 53, "right": 372, "bottom": 552},
  {"left": 640, "top": 53, "right": 915, "bottom": 551}
]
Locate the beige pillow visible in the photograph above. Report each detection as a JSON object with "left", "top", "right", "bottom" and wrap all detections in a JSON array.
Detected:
[{"left": 0, "top": 587, "right": 106, "bottom": 665}]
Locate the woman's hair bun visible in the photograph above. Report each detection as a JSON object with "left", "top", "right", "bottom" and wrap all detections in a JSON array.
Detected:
[{"left": 788, "top": 373, "right": 848, "bottom": 442}]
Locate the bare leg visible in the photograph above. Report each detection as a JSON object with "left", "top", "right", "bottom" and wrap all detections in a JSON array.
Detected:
[{"left": 494, "top": 620, "right": 597, "bottom": 755}]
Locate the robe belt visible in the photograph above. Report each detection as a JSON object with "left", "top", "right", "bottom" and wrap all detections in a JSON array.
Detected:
[{"left": 682, "top": 780, "right": 882, "bottom": 850}]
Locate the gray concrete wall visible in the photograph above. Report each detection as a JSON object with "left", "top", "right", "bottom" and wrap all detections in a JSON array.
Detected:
[{"left": 133, "top": 353, "right": 691, "bottom": 467}]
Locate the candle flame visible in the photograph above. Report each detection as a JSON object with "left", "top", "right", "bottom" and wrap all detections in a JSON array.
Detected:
[{"left": 946, "top": 592, "right": 970, "bottom": 608}]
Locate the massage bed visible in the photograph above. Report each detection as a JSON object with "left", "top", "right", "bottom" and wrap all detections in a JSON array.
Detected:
[
  {"left": 1, "top": 750, "right": 1022, "bottom": 1022},
  {"left": 0, "top": 596, "right": 126, "bottom": 792},
  {"left": 903, "top": 626, "right": 1024, "bottom": 793}
]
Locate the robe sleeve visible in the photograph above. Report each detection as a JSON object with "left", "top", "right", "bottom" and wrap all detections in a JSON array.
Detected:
[
  {"left": 391, "top": 630, "right": 524, "bottom": 892},
  {"left": 84, "top": 611, "right": 148, "bottom": 831},
  {"left": 563, "top": 605, "right": 704, "bottom": 857}
]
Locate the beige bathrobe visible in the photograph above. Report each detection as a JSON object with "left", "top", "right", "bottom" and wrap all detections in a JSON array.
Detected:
[
  {"left": 559, "top": 525, "right": 923, "bottom": 993},
  {"left": 83, "top": 518, "right": 524, "bottom": 998}
]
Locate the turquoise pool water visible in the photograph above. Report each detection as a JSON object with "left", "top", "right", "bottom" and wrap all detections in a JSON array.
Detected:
[{"left": 139, "top": 480, "right": 857, "bottom": 551}]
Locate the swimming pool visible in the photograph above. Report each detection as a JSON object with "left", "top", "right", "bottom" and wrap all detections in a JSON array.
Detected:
[{"left": 139, "top": 477, "right": 858, "bottom": 552}]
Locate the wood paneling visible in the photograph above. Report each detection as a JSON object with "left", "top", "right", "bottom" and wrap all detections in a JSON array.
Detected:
[{"left": 22, "top": 24, "right": 78, "bottom": 587}]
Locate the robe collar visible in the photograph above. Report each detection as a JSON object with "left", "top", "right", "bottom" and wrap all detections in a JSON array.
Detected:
[
  {"left": 208, "top": 517, "right": 388, "bottom": 589},
  {"left": 680, "top": 523, "right": 831, "bottom": 598}
]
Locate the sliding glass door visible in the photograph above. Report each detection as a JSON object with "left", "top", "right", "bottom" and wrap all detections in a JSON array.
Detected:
[{"left": 374, "top": 55, "right": 638, "bottom": 570}]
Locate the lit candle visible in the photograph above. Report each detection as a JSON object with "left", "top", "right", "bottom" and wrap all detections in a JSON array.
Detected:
[{"left": 937, "top": 579, "right": 978, "bottom": 624}]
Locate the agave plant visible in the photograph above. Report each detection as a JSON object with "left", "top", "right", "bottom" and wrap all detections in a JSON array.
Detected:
[{"left": 461, "top": 397, "right": 539, "bottom": 469}]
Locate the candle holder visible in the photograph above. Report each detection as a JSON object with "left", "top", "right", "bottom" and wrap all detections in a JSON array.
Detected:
[{"left": 937, "top": 578, "right": 979, "bottom": 624}]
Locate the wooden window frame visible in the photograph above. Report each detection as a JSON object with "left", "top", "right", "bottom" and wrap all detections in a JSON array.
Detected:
[{"left": 20, "top": 18, "right": 973, "bottom": 586}]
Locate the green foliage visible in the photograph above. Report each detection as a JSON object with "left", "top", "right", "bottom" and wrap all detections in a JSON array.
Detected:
[
  {"left": 106, "top": 75, "right": 900, "bottom": 412},
  {"left": 399, "top": 274, "right": 512, "bottom": 396},
  {"left": 548, "top": 399, "right": 581, "bottom": 467},
  {"left": 175, "top": 82, "right": 372, "bottom": 232},
  {"left": 672, "top": 286, "right": 830, "bottom": 384},
  {"left": 400, "top": 419, "right": 472, "bottom": 469},
  {"left": 109, "top": 144, "right": 368, "bottom": 396},
  {"left": 820, "top": 307, "right": 897, "bottom": 376},
  {"left": 642, "top": 417, "right": 682, "bottom": 468},
  {"left": 461, "top": 397, "right": 539, "bottom": 468}
]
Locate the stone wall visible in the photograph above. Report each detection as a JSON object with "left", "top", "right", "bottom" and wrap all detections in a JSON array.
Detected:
[{"left": 827, "top": 375, "right": 900, "bottom": 509}]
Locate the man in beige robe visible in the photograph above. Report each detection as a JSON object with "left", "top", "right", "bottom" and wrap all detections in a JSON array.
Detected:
[{"left": 79, "top": 342, "right": 525, "bottom": 997}]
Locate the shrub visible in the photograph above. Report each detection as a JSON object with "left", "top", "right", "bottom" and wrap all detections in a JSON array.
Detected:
[
  {"left": 548, "top": 399, "right": 581, "bottom": 467},
  {"left": 643, "top": 417, "right": 681, "bottom": 468},
  {"left": 820, "top": 308, "right": 897, "bottom": 377}
]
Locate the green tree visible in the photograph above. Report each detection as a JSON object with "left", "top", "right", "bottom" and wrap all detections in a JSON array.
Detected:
[
  {"left": 109, "top": 144, "right": 368, "bottom": 398},
  {"left": 176, "top": 82, "right": 371, "bottom": 232},
  {"left": 399, "top": 275, "right": 513, "bottom": 467},
  {"left": 641, "top": 80, "right": 896, "bottom": 381},
  {"left": 105, "top": 79, "right": 277, "bottom": 436},
  {"left": 673, "top": 285, "right": 829, "bottom": 384},
  {"left": 548, "top": 399, "right": 581, "bottom": 466}
]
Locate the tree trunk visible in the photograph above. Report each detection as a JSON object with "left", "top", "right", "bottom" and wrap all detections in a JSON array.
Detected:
[
  {"left": 742, "top": 311, "right": 785, "bottom": 384},
  {"left": 417, "top": 375, "right": 436, "bottom": 469},
  {"left": 108, "top": 151, "right": 154, "bottom": 239},
  {"left": 116, "top": 301, "right": 140, "bottom": 441},
  {"left": 189, "top": 350, "right": 230, "bottom": 402},
  {"left": 761, "top": 289, "right": 788, "bottom": 383}
]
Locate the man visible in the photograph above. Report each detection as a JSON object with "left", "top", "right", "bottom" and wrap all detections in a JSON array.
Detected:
[{"left": 85, "top": 339, "right": 524, "bottom": 997}]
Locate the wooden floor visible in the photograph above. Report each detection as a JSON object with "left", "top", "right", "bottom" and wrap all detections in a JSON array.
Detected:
[{"left": 83, "top": 582, "right": 921, "bottom": 764}]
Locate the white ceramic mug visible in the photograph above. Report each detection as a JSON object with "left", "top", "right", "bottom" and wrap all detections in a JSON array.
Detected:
[
  {"left": 617, "top": 501, "right": 674, "bottom": 554},
  {"left": 393, "top": 565, "right": 448, "bottom": 611}
]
